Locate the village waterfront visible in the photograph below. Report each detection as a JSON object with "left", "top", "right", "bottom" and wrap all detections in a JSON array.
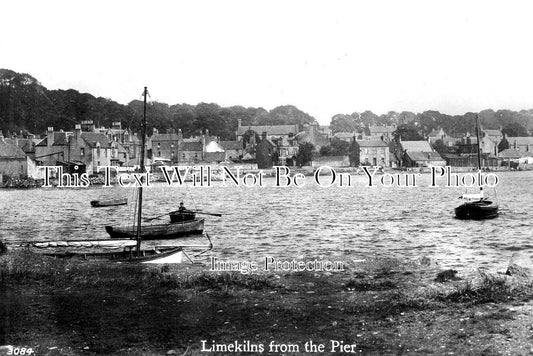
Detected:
[{"left": 0, "top": 169, "right": 531, "bottom": 271}]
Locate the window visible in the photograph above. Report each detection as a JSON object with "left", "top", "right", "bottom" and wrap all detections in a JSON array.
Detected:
[
  {"left": 157, "top": 151, "right": 161, "bottom": 157},
  {"left": 171, "top": 151, "right": 175, "bottom": 157},
  {"left": 80, "top": 148, "right": 85, "bottom": 156},
  {"left": 157, "top": 143, "right": 160, "bottom": 148},
  {"left": 171, "top": 143, "right": 174, "bottom": 148}
]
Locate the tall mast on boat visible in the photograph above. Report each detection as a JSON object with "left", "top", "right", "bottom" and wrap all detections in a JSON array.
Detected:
[
  {"left": 475, "top": 113, "right": 482, "bottom": 170},
  {"left": 136, "top": 86, "right": 148, "bottom": 255}
]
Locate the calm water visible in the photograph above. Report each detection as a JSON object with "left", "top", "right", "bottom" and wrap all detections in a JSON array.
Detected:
[{"left": 1, "top": 170, "right": 532, "bottom": 271}]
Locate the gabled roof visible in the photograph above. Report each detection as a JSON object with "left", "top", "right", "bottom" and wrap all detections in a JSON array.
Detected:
[
  {"left": 357, "top": 139, "right": 388, "bottom": 147},
  {"left": 406, "top": 151, "right": 444, "bottom": 162},
  {"left": 0, "top": 140, "right": 27, "bottom": 159},
  {"left": 483, "top": 129, "right": 503, "bottom": 137},
  {"left": 401, "top": 141, "right": 434, "bottom": 152},
  {"left": 80, "top": 132, "right": 112, "bottom": 148},
  {"left": 499, "top": 148, "right": 524, "bottom": 159},
  {"left": 220, "top": 141, "right": 243, "bottom": 150},
  {"left": 52, "top": 132, "right": 69, "bottom": 146},
  {"left": 35, "top": 132, "right": 70, "bottom": 147},
  {"left": 237, "top": 124, "right": 299, "bottom": 136},
  {"left": 334, "top": 132, "right": 356, "bottom": 139},
  {"left": 369, "top": 125, "right": 396, "bottom": 134},
  {"left": 151, "top": 133, "right": 180, "bottom": 142},
  {"left": 507, "top": 137, "right": 533, "bottom": 146}
]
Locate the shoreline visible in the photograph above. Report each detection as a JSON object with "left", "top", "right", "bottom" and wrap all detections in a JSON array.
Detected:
[{"left": 2, "top": 250, "right": 533, "bottom": 355}]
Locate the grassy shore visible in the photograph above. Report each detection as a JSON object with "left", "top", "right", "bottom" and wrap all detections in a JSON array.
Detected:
[{"left": 2, "top": 250, "right": 533, "bottom": 355}]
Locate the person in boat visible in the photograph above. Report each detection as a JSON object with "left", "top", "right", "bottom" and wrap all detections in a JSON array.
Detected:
[{"left": 170, "top": 202, "right": 196, "bottom": 222}]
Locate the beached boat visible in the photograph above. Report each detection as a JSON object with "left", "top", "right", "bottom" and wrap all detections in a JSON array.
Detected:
[
  {"left": 90, "top": 198, "right": 128, "bottom": 207},
  {"left": 6, "top": 238, "right": 185, "bottom": 262},
  {"left": 454, "top": 114, "right": 499, "bottom": 220}
]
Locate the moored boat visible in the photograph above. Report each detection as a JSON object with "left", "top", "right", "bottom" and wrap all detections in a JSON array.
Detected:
[
  {"left": 454, "top": 114, "right": 499, "bottom": 220},
  {"left": 90, "top": 198, "right": 128, "bottom": 207},
  {"left": 454, "top": 199, "right": 499, "bottom": 220},
  {"left": 105, "top": 217, "right": 205, "bottom": 239}
]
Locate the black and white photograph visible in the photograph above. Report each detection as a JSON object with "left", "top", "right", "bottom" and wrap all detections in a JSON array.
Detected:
[{"left": 2, "top": 1, "right": 533, "bottom": 355}]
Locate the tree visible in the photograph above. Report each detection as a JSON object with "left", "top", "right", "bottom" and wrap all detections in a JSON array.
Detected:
[
  {"left": 360, "top": 111, "right": 379, "bottom": 126},
  {"left": 433, "top": 139, "right": 449, "bottom": 154},
  {"left": 319, "top": 138, "right": 350, "bottom": 156},
  {"left": 502, "top": 122, "right": 529, "bottom": 137},
  {"left": 498, "top": 137, "right": 510, "bottom": 153},
  {"left": 296, "top": 142, "right": 315, "bottom": 166},
  {"left": 393, "top": 123, "right": 424, "bottom": 141},
  {"left": 329, "top": 114, "right": 357, "bottom": 134},
  {"left": 349, "top": 140, "right": 360, "bottom": 166}
]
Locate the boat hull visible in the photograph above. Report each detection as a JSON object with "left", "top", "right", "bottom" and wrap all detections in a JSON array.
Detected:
[
  {"left": 6, "top": 239, "right": 184, "bottom": 262},
  {"left": 91, "top": 198, "right": 128, "bottom": 207},
  {"left": 105, "top": 218, "right": 205, "bottom": 239},
  {"left": 454, "top": 201, "right": 499, "bottom": 220}
]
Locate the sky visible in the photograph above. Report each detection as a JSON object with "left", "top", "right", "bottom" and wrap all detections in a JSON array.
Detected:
[{"left": 2, "top": 0, "right": 533, "bottom": 125}]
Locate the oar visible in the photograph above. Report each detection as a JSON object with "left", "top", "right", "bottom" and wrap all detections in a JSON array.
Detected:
[{"left": 195, "top": 211, "right": 222, "bottom": 217}]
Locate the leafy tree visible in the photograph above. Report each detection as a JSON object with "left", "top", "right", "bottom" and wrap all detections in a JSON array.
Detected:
[
  {"left": 319, "top": 138, "right": 350, "bottom": 156},
  {"left": 360, "top": 110, "right": 379, "bottom": 126},
  {"left": 502, "top": 122, "right": 529, "bottom": 137},
  {"left": 319, "top": 145, "right": 332, "bottom": 156},
  {"left": 393, "top": 123, "right": 424, "bottom": 141},
  {"left": 433, "top": 139, "right": 449, "bottom": 154},
  {"left": 398, "top": 111, "right": 417, "bottom": 124},
  {"left": 296, "top": 142, "right": 314, "bottom": 166},
  {"left": 329, "top": 114, "right": 357, "bottom": 134},
  {"left": 498, "top": 137, "right": 510, "bottom": 152},
  {"left": 349, "top": 140, "right": 360, "bottom": 166}
]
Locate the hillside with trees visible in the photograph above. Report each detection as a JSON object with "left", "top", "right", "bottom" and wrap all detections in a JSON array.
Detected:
[
  {"left": 0, "top": 69, "right": 317, "bottom": 140},
  {"left": 2, "top": 69, "right": 533, "bottom": 140},
  {"left": 328, "top": 109, "right": 533, "bottom": 138}
]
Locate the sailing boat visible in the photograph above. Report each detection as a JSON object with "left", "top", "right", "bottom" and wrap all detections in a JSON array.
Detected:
[
  {"left": 4, "top": 88, "right": 204, "bottom": 262},
  {"left": 104, "top": 88, "right": 206, "bottom": 241},
  {"left": 454, "top": 114, "right": 499, "bottom": 220}
]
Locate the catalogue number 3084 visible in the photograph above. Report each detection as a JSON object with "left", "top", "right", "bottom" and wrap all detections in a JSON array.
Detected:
[{"left": 6, "top": 347, "right": 34, "bottom": 355}]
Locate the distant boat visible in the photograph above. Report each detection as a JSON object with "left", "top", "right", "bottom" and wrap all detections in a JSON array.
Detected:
[
  {"left": 90, "top": 198, "right": 128, "bottom": 207},
  {"left": 454, "top": 114, "right": 499, "bottom": 220}
]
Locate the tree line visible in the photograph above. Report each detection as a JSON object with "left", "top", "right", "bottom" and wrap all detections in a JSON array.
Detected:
[
  {"left": 329, "top": 109, "right": 533, "bottom": 140},
  {"left": 1, "top": 68, "right": 532, "bottom": 142},
  {"left": 0, "top": 69, "right": 316, "bottom": 140}
]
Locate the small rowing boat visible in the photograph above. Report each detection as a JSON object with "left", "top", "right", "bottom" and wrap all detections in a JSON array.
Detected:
[
  {"left": 90, "top": 198, "right": 128, "bottom": 207},
  {"left": 105, "top": 218, "right": 205, "bottom": 240}
]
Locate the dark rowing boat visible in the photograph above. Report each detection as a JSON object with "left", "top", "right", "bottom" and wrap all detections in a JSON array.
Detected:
[
  {"left": 454, "top": 199, "right": 499, "bottom": 220},
  {"left": 90, "top": 198, "right": 128, "bottom": 207},
  {"left": 454, "top": 114, "right": 499, "bottom": 220},
  {"left": 105, "top": 218, "right": 205, "bottom": 240}
]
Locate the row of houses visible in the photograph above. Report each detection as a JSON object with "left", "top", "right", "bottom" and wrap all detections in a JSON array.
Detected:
[{"left": 2, "top": 120, "right": 533, "bottom": 181}]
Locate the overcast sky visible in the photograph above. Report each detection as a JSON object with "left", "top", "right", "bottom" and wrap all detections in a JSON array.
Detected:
[{"left": 2, "top": 0, "right": 533, "bottom": 124}]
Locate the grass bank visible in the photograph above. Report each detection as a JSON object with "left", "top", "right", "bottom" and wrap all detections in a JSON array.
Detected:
[{"left": 2, "top": 251, "right": 533, "bottom": 355}]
